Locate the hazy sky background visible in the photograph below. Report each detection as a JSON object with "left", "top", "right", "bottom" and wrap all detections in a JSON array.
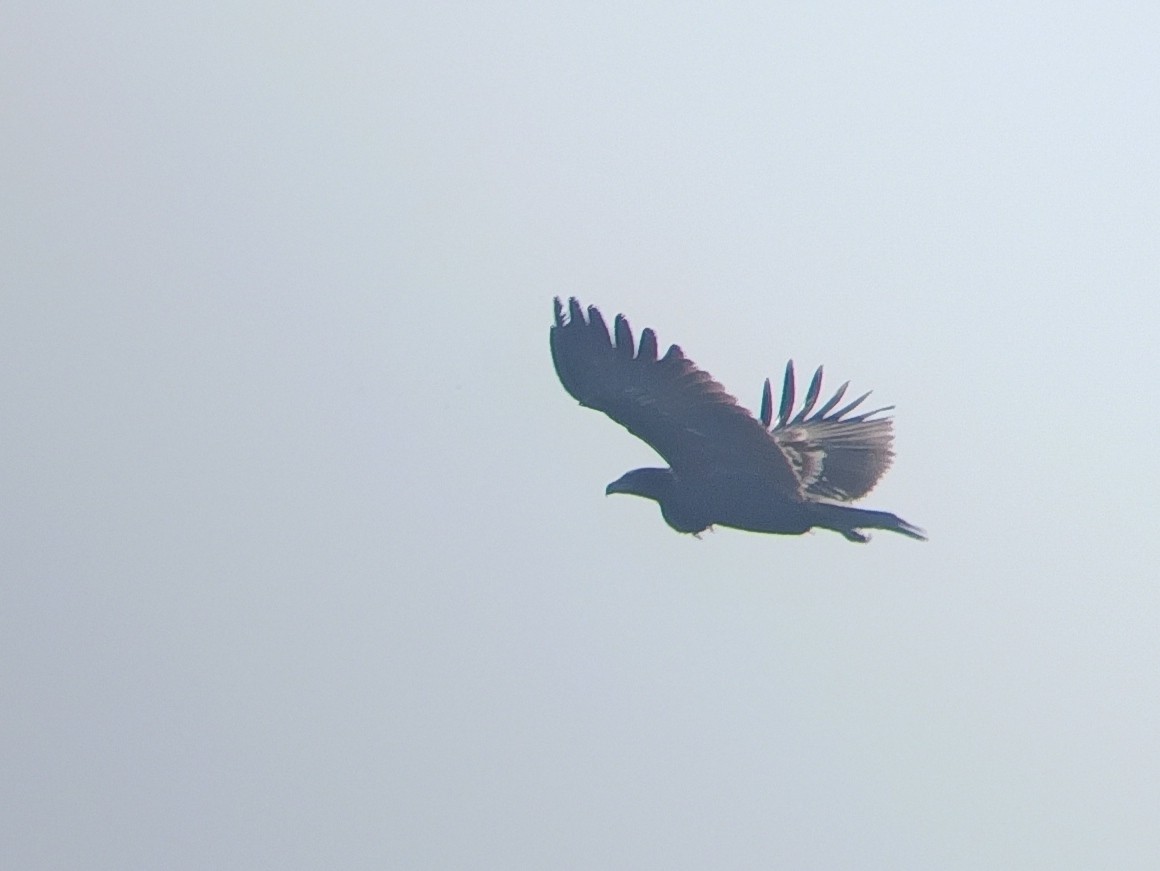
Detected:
[{"left": 4, "top": 2, "right": 1160, "bottom": 868}]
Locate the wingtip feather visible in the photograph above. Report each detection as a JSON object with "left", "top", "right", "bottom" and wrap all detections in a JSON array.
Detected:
[
  {"left": 638, "top": 328, "right": 658, "bottom": 361},
  {"left": 760, "top": 378, "right": 773, "bottom": 428},
  {"left": 614, "top": 314, "right": 634, "bottom": 359},
  {"left": 587, "top": 305, "right": 611, "bottom": 345},
  {"left": 793, "top": 365, "right": 824, "bottom": 423},
  {"left": 777, "top": 360, "right": 795, "bottom": 428}
]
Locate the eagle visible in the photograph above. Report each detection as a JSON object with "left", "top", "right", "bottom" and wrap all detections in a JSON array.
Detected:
[{"left": 550, "top": 297, "right": 925, "bottom": 542}]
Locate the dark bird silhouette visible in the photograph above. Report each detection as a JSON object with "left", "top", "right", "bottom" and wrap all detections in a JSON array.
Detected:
[{"left": 550, "top": 297, "right": 925, "bottom": 542}]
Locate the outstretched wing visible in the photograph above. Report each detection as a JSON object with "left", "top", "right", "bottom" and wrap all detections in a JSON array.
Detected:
[
  {"left": 551, "top": 297, "right": 801, "bottom": 495},
  {"left": 759, "top": 360, "right": 895, "bottom": 502}
]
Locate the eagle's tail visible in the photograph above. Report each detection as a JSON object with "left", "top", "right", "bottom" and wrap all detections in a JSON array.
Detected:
[{"left": 809, "top": 502, "right": 926, "bottom": 543}]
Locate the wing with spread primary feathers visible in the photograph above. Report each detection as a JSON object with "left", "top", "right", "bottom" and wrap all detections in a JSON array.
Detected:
[
  {"left": 759, "top": 360, "right": 895, "bottom": 502},
  {"left": 551, "top": 297, "right": 801, "bottom": 495}
]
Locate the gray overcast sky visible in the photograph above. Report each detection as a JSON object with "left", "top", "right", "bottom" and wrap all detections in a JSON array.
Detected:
[{"left": 4, "top": 2, "right": 1160, "bottom": 869}]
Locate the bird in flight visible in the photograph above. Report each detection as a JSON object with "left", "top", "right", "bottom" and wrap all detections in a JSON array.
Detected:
[{"left": 550, "top": 297, "right": 924, "bottom": 542}]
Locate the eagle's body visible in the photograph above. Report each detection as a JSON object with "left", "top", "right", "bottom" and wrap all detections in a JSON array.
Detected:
[{"left": 550, "top": 297, "right": 924, "bottom": 543}]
